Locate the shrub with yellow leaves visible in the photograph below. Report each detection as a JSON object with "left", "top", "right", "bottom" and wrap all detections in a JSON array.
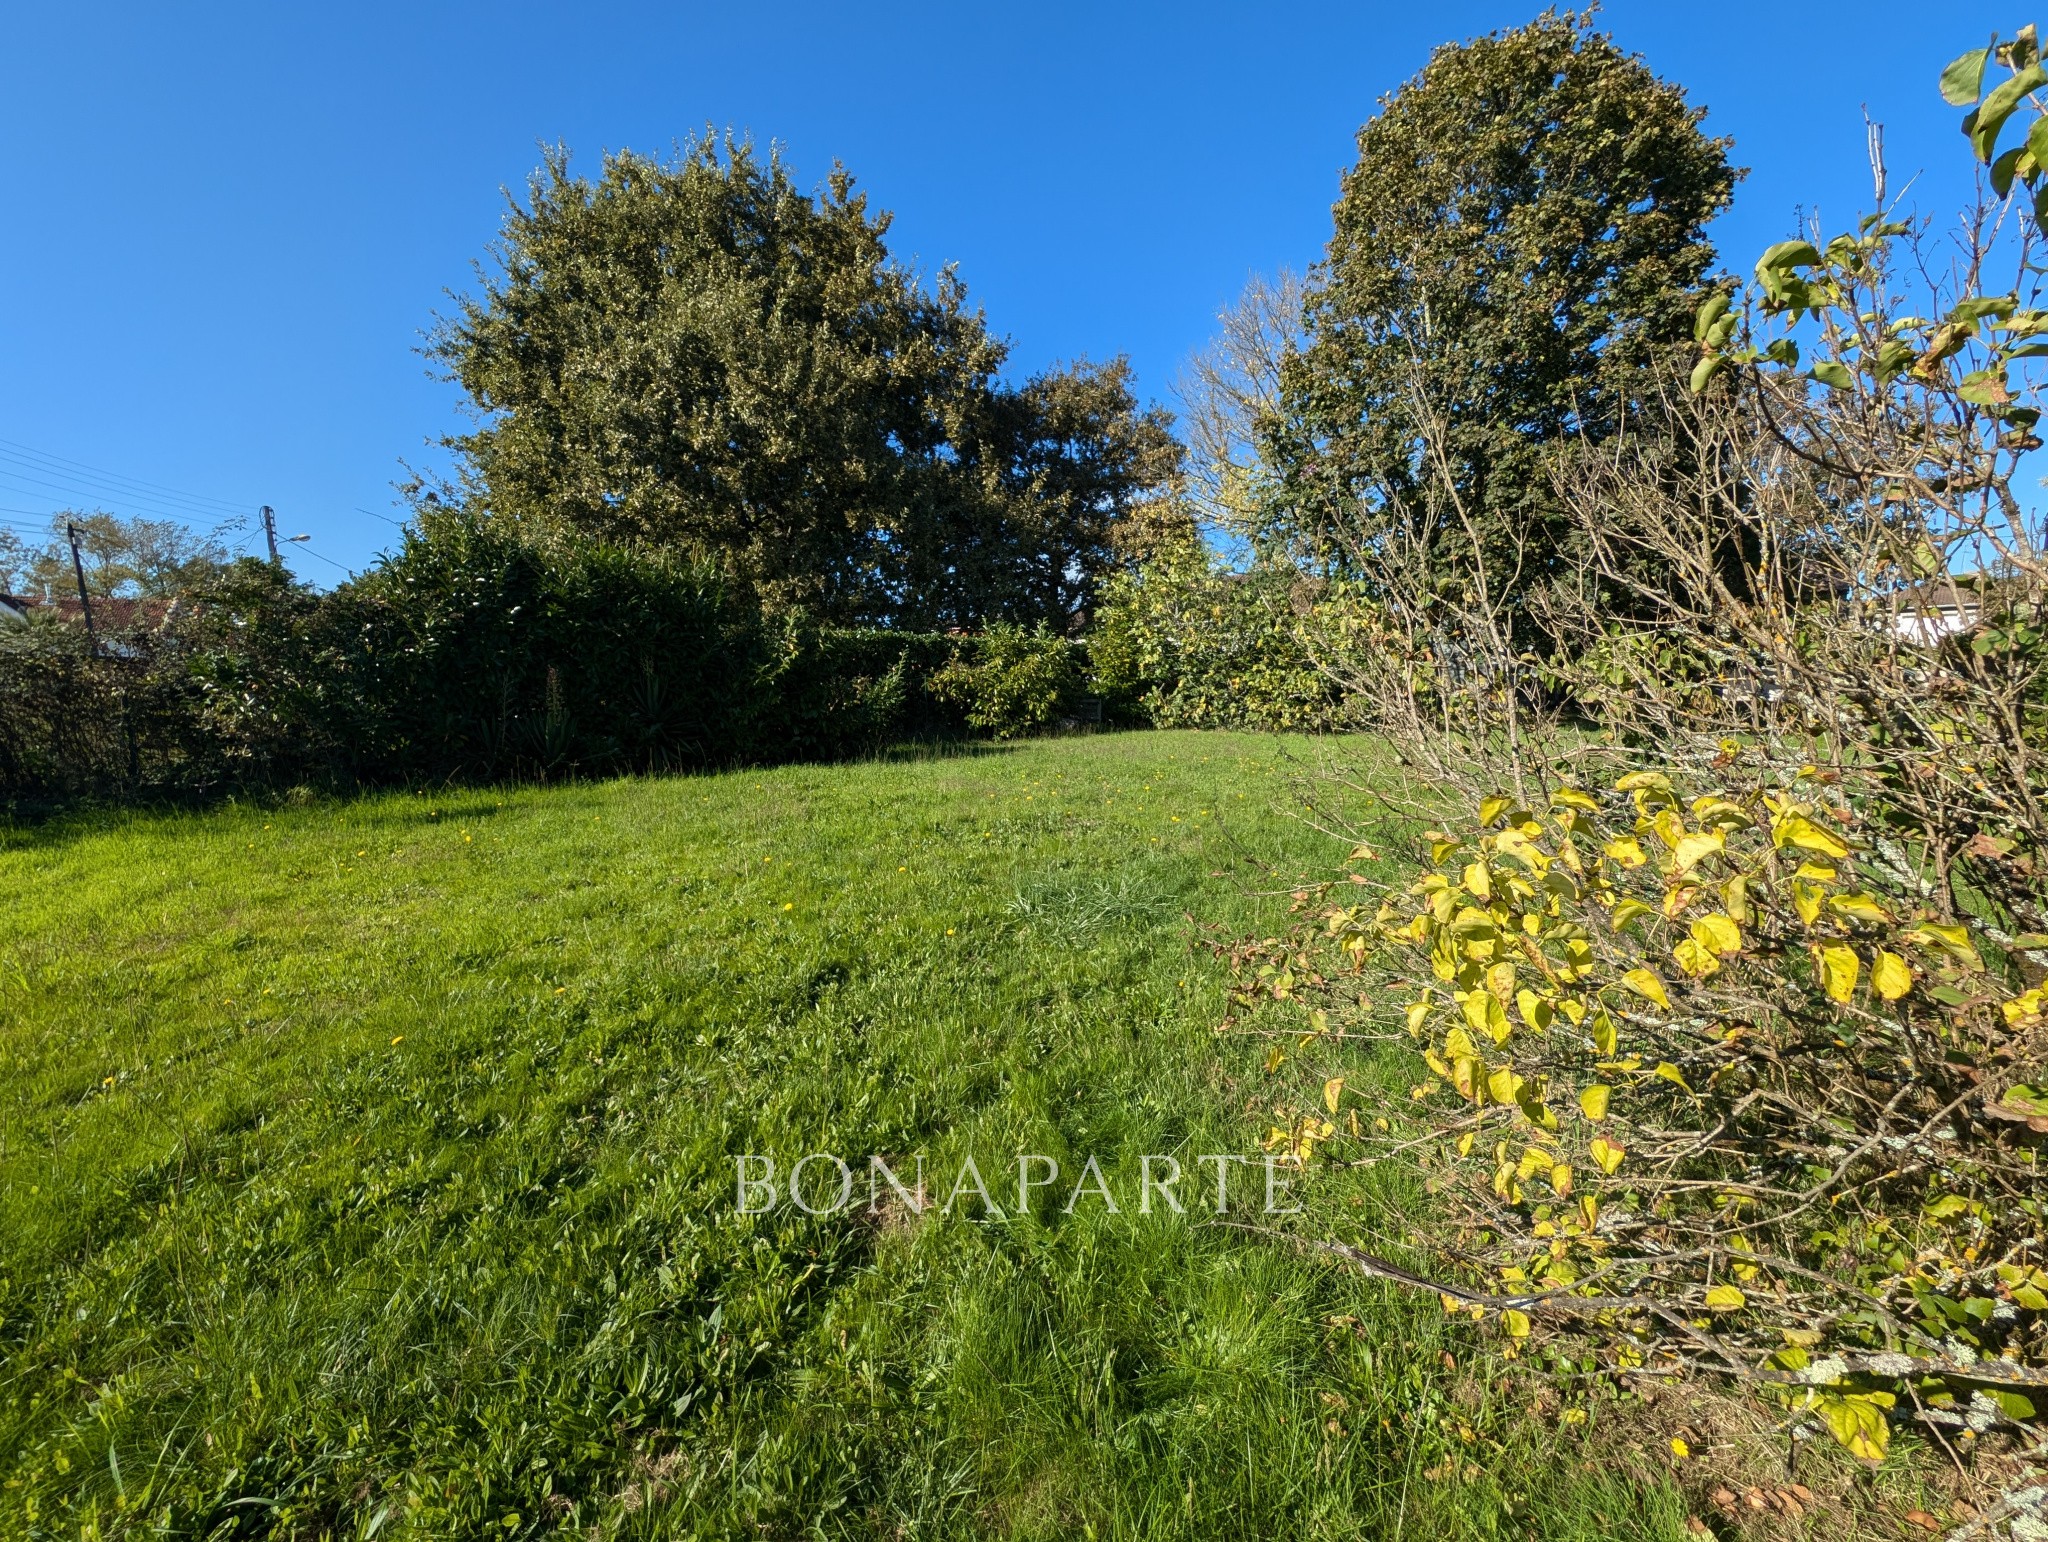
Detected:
[{"left": 1264, "top": 767, "right": 2048, "bottom": 1461}]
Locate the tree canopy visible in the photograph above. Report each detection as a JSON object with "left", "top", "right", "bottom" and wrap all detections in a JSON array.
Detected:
[
  {"left": 435, "top": 138, "right": 1178, "bottom": 630},
  {"left": 0, "top": 511, "right": 236, "bottom": 600},
  {"left": 1263, "top": 10, "right": 1736, "bottom": 608}
]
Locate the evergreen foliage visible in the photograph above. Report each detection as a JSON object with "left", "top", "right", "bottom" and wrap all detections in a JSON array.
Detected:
[
  {"left": 435, "top": 139, "right": 1178, "bottom": 631},
  {"left": 1264, "top": 10, "right": 1735, "bottom": 613}
]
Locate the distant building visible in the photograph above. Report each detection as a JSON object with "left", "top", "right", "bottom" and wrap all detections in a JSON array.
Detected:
[
  {"left": 0, "top": 593, "right": 178, "bottom": 631},
  {"left": 1890, "top": 575, "right": 2023, "bottom": 644}
]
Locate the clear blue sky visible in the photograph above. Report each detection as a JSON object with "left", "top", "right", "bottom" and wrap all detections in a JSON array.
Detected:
[{"left": 0, "top": 0, "right": 2003, "bottom": 582}]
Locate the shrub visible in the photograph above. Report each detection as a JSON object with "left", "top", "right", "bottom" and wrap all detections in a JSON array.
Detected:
[
  {"left": 1092, "top": 547, "right": 1344, "bottom": 731},
  {"left": 928, "top": 622, "right": 1083, "bottom": 739},
  {"left": 0, "top": 517, "right": 992, "bottom": 811},
  {"left": 1273, "top": 774, "right": 2043, "bottom": 1462},
  {"left": 747, "top": 615, "right": 963, "bottom": 760}
]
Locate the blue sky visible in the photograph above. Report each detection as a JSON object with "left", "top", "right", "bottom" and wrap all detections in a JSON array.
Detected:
[{"left": 0, "top": 1, "right": 2004, "bottom": 581}]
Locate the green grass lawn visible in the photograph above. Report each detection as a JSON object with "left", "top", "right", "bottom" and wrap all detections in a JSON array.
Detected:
[{"left": 0, "top": 731, "right": 1688, "bottom": 1540}]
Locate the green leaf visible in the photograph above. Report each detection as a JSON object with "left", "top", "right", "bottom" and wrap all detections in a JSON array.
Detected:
[
  {"left": 1995, "top": 1390, "right": 2037, "bottom": 1422},
  {"left": 1960, "top": 370, "right": 2014, "bottom": 405},
  {"left": 1952, "top": 295, "right": 2018, "bottom": 324},
  {"left": 1693, "top": 292, "right": 1730, "bottom": 343},
  {"left": 2030, "top": 113, "right": 2048, "bottom": 171},
  {"left": 1811, "top": 361, "right": 1856, "bottom": 390},
  {"left": 1972, "top": 64, "right": 2047, "bottom": 163},
  {"left": 1995, "top": 145, "right": 2026, "bottom": 197},
  {"left": 1688, "top": 354, "right": 1727, "bottom": 395},
  {"left": 1756, "top": 240, "right": 1821, "bottom": 276},
  {"left": 1942, "top": 46, "right": 1992, "bottom": 106}
]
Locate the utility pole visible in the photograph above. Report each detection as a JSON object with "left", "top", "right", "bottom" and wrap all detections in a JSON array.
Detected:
[
  {"left": 65, "top": 522, "right": 97, "bottom": 649},
  {"left": 261, "top": 505, "right": 280, "bottom": 564}
]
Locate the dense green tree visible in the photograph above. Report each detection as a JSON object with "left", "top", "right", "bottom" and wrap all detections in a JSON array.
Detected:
[
  {"left": 1264, "top": 10, "right": 1736, "bottom": 612},
  {"left": 435, "top": 138, "right": 1176, "bottom": 630},
  {"left": 887, "top": 356, "right": 1183, "bottom": 630}
]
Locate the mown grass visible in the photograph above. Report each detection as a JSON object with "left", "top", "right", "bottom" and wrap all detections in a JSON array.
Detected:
[{"left": 0, "top": 731, "right": 1690, "bottom": 1540}]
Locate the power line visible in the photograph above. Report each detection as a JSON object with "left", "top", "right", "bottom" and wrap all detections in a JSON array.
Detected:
[
  {"left": 285, "top": 542, "right": 355, "bottom": 578},
  {"left": 0, "top": 436, "right": 252, "bottom": 518},
  {"left": 0, "top": 470, "right": 253, "bottom": 529}
]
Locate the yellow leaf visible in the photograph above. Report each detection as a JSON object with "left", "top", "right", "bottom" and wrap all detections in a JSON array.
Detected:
[
  {"left": 1720, "top": 873, "right": 1752, "bottom": 924},
  {"left": 1654, "top": 1061, "right": 1692, "bottom": 1093},
  {"left": 1444, "top": 1025, "right": 1478, "bottom": 1061},
  {"left": 1791, "top": 879, "right": 1824, "bottom": 926},
  {"left": 1818, "top": 1393, "right": 1892, "bottom": 1462},
  {"left": 1672, "top": 831, "right": 1725, "bottom": 872},
  {"left": 1516, "top": 988, "right": 1553, "bottom": 1032},
  {"left": 1463, "top": 861, "right": 1492, "bottom": 900},
  {"left": 1456, "top": 1131, "right": 1475, "bottom": 1157},
  {"left": 1619, "top": 968, "right": 1671, "bottom": 1010},
  {"left": 1591, "top": 1010, "right": 1617, "bottom": 1056},
  {"left": 1405, "top": 998, "right": 1432, "bottom": 1034},
  {"left": 1493, "top": 827, "right": 1547, "bottom": 871},
  {"left": 1590, "top": 1136, "right": 1626, "bottom": 1175},
  {"left": 1579, "top": 1084, "right": 1612, "bottom": 1120},
  {"left": 1517, "top": 1094, "right": 1558, "bottom": 1134},
  {"left": 1604, "top": 837, "right": 1647, "bottom": 868},
  {"left": 1263, "top": 1044, "right": 1284, "bottom": 1073},
  {"left": 1903, "top": 922, "right": 1983, "bottom": 968},
  {"left": 1487, "top": 1066, "right": 1525, "bottom": 1105},
  {"left": 1793, "top": 860, "right": 1837, "bottom": 881},
  {"left": 1614, "top": 771, "right": 1672, "bottom": 793},
  {"left": 1610, "top": 898, "right": 1655, "bottom": 930},
  {"left": 1689, "top": 794, "right": 1751, "bottom": 829},
  {"left": 1452, "top": 1056, "right": 1482, "bottom": 1102},
  {"left": 1502, "top": 1308, "right": 1532, "bottom": 1338},
  {"left": 1703, "top": 1283, "right": 1747, "bottom": 1311},
  {"left": 1549, "top": 1163, "right": 1573, "bottom": 1197},
  {"left": 1673, "top": 937, "right": 1721, "bottom": 979},
  {"left": 1813, "top": 942, "right": 1861, "bottom": 1004},
  {"left": 1873, "top": 950, "right": 1913, "bottom": 1001},
  {"left": 1460, "top": 991, "right": 1512, "bottom": 1045},
  {"left": 1827, "top": 892, "right": 1892, "bottom": 925},
  {"left": 1479, "top": 794, "right": 1513, "bottom": 827},
  {"left": 1323, "top": 1077, "right": 1345, "bottom": 1115},
  {"left": 1485, "top": 961, "right": 1517, "bottom": 1001},
  {"left": 1775, "top": 813, "right": 1850, "bottom": 858},
  {"left": 1690, "top": 913, "right": 1742, "bottom": 956},
  {"left": 1552, "top": 787, "right": 1600, "bottom": 813}
]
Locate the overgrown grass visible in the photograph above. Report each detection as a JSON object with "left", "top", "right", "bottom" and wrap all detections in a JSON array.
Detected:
[{"left": 0, "top": 731, "right": 1689, "bottom": 1540}]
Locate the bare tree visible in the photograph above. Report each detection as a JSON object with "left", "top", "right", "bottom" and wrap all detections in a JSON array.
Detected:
[{"left": 1174, "top": 270, "right": 1305, "bottom": 542}]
